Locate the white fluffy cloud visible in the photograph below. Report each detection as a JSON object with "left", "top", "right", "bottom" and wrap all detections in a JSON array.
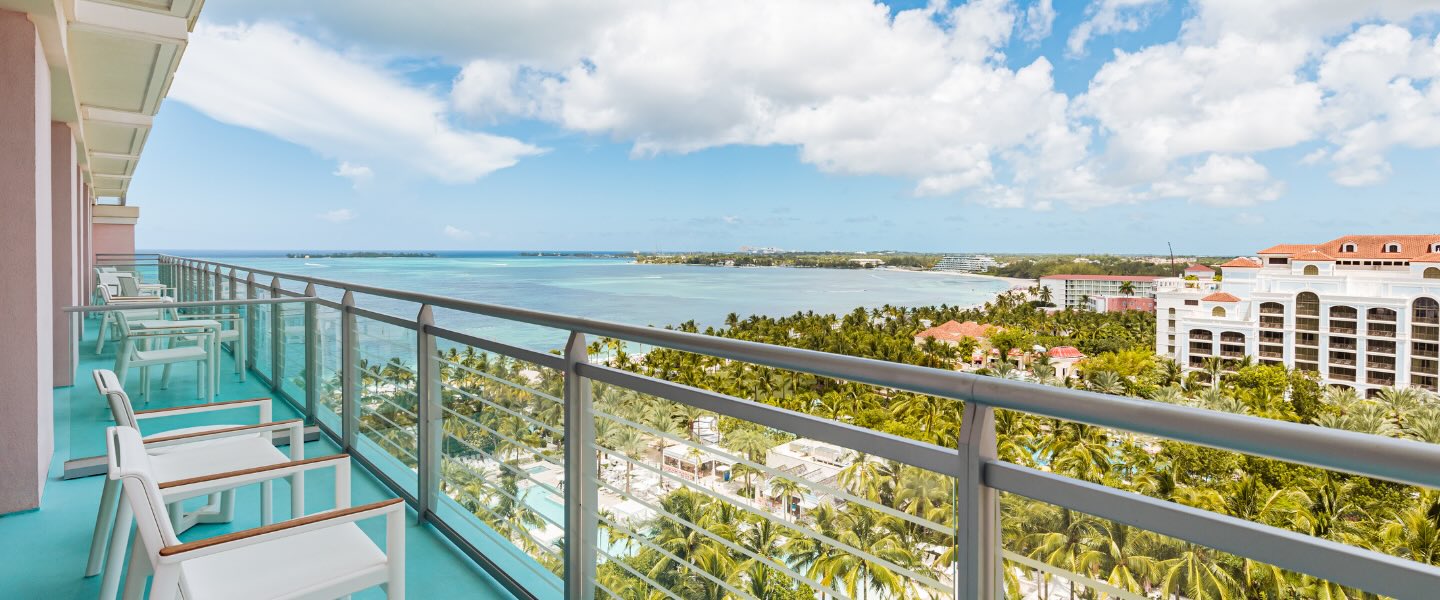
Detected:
[
  {"left": 188, "top": 0, "right": 1440, "bottom": 210},
  {"left": 171, "top": 23, "right": 543, "bottom": 184},
  {"left": 1067, "top": 0, "right": 1167, "bottom": 56},
  {"left": 442, "top": 225, "right": 473, "bottom": 240},
  {"left": 332, "top": 162, "right": 373, "bottom": 188},
  {"left": 317, "top": 208, "right": 356, "bottom": 223}
]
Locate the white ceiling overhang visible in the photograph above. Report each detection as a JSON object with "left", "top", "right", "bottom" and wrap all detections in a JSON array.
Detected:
[{"left": 1, "top": 0, "right": 204, "bottom": 203}]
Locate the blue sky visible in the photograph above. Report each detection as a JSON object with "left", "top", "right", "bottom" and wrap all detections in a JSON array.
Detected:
[{"left": 132, "top": 1, "right": 1440, "bottom": 255}]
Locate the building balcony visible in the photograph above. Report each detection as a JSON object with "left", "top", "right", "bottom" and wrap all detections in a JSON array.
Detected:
[
  {"left": 19, "top": 254, "right": 1440, "bottom": 600},
  {"left": 1330, "top": 325, "right": 1358, "bottom": 335},
  {"left": 1368, "top": 375, "right": 1398, "bottom": 386},
  {"left": 1330, "top": 357, "right": 1357, "bottom": 366},
  {"left": 1259, "top": 350, "right": 1284, "bottom": 359},
  {"left": 1367, "top": 361, "right": 1396, "bottom": 371},
  {"left": 1330, "top": 372, "right": 1358, "bottom": 382},
  {"left": 1260, "top": 320, "right": 1285, "bottom": 330},
  {"left": 1260, "top": 306, "right": 1285, "bottom": 315},
  {"left": 1368, "top": 326, "right": 1397, "bottom": 338}
]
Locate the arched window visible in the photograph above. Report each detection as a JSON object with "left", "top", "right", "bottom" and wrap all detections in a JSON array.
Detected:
[
  {"left": 1330, "top": 305, "right": 1357, "bottom": 319},
  {"left": 1212, "top": 306, "right": 1227, "bottom": 318},
  {"left": 1190, "top": 329, "right": 1213, "bottom": 341},
  {"left": 1261, "top": 301, "right": 1283, "bottom": 314},
  {"left": 1297, "top": 292, "right": 1320, "bottom": 316},
  {"left": 1341, "top": 243, "right": 1357, "bottom": 253},
  {"left": 1384, "top": 242, "right": 1402, "bottom": 253},
  {"left": 1369, "top": 307, "right": 1397, "bottom": 321},
  {"left": 1426, "top": 267, "right": 1440, "bottom": 279},
  {"left": 1303, "top": 265, "right": 1320, "bottom": 276},
  {"left": 1416, "top": 297, "right": 1439, "bottom": 325}
]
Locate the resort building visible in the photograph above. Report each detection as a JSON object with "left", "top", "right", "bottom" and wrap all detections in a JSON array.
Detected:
[
  {"left": 1046, "top": 346, "right": 1086, "bottom": 379},
  {"left": 1038, "top": 274, "right": 1160, "bottom": 309},
  {"left": 1157, "top": 235, "right": 1440, "bottom": 394},
  {"left": 933, "top": 254, "right": 999, "bottom": 273}
]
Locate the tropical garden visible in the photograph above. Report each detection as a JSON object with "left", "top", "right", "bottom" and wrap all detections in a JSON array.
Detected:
[{"left": 338, "top": 290, "right": 1439, "bottom": 599}]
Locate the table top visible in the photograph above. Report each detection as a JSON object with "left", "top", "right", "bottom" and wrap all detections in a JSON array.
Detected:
[{"left": 132, "top": 319, "right": 221, "bottom": 329}]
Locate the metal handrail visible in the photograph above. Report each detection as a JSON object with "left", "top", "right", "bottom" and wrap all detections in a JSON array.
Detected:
[
  {"left": 152, "top": 254, "right": 1440, "bottom": 599},
  {"left": 159, "top": 254, "right": 1440, "bottom": 491}
]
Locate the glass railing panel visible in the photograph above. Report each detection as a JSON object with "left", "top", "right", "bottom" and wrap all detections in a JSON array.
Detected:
[
  {"left": 435, "top": 342, "right": 566, "bottom": 597},
  {"left": 314, "top": 304, "right": 343, "bottom": 433},
  {"left": 250, "top": 288, "right": 273, "bottom": 383},
  {"left": 354, "top": 315, "right": 420, "bottom": 497},
  {"left": 589, "top": 381, "right": 958, "bottom": 600},
  {"left": 278, "top": 301, "right": 308, "bottom": 404}
]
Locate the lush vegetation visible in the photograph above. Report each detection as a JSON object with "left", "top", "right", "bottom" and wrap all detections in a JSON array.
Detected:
[
  {"left": 338, "top": 292, "right": 1437, "bottom": 599},
  {"left": 985, "top": 255, "right": 1229, "bottom": 279},
  {"left": 637, "top": 252, "right": 943, "bottom": 270}
]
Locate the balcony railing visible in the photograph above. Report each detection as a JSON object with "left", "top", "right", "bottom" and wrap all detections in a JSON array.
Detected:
[
  {"left": 1259, "top": 350, "right": 1284, "bottom": 359},
  {"left": 1330, "top": 325, "right": 1357, "bottom": 335},
  {"left": 68, "top": 254, "right": 1440, "bottom": 600}
]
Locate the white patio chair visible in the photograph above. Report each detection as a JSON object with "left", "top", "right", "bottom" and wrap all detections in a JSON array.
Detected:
[
  {"left": 105, "top": 426, "right": 405, "bottom": 600},
  {"left": 111, "top": 310, "right": 214, "bottom": 400},
  {"left": 174, "top": 310, "right": 247, "bottom": 382},
  {"left": 94, "top": 283, "right": 175, "bottom": 353},
  {"left": 92, "top": 419, "right": 308, "bottom": 600},
  {"left": 116, "top": 271, "right": 175, "bottom": 299},
  {"left": 86, "top": 369, "right": 281, "bottom": 579}
]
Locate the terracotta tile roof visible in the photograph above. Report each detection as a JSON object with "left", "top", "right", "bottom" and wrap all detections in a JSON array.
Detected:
[
  {"left": 1038, "top": 274, "right": 1159, "bottom": 281},
  {"left": 1219, "top": 257, "right": 1261, "bottom": 268},
  {"left": 1047, "top": 346, "right": 1085, "bottom": 359},
  {"left": 1415, "top": 253, "right": 1440, "bottom": 263},
  {"left": 915, "top": 320, "right": 999, "bottom": 343},
  {"left": 1294, "top": 249, "right": 1335, "bottom": 261},
  {"left": 1185, "top": 264, "right": 1215, "bottom": 273},
  {"left": 1099, "top": 296, "right": 1157, "bottom": 312},
  {"left": 1257, "top": 243, "right": 1317, "bottom": 255},
  {"left": 1260, "top": 235, "right": 1440, "bottom": 260},
  {"left": 1202, "top": 292, "right": 1241, "bottom": 302}
]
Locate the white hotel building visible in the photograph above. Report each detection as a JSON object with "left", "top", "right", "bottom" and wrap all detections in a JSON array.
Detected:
[{"left": 1157, "top": 235, "right": 1440, "bottom": 395}]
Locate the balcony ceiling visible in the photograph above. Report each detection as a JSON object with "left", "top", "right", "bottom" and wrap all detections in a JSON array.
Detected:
[{"left": 0, "top": 0, "right": 204, "bottom": 202}]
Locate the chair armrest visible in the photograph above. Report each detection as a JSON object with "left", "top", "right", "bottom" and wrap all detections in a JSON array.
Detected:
[
  {"left": 176, "top": 313, "right": 243, "bottom": 321},
  {"left": 143, "top": 419, "right": 302, "bottom": 448},
  {"left": 157, "top": 498, "right": 405, "bottom": 562},
  {"left": 109, "top": 295, "right": 162, "bottom": 301},
  {"left": 159, "top": 454, "right": 349, "bottom": 501},
  {"left": 134, "top": 397, "right": 272, "bottom": 423}
]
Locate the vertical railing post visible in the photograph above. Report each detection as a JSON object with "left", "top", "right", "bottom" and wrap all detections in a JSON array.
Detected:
[
  {"left": 340, "top": 291, "right": 358, "bottom": 452},
  {"left": 416, "top": 305, "right": 442, "bottom": 522},
  {"left": 304, "top": 283, "right": 320, "bottom": 423},
  {"left": 563, "top": 331, "right": 598, "bottom": 599},
  {"left": 958, "top": 401, "right": 1000, "bottom": 600},
  {"left": 269, "top": 277, "right": 284, "bottom": 390},
  {"left": 211, "top": 264, "right": 222, "bottom": 303},
  {"left": 199, "top": 262, "right": 210, "bottom": 302},
  {"left": 245, "top": 273, "right": 257, "bottom": 371}
]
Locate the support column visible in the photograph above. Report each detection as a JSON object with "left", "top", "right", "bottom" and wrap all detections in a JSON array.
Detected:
[
  {"left": 51, "top": 122, "right": 78, "bottom": 386},
  {"left": 0, "top": 9, "right": 54, "bottom": 514}
]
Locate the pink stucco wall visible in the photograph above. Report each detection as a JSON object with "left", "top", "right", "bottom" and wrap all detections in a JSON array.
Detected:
[
  {"left": 93, "top": 222, "right": 135, "bottom": 259},
  {"left": 0, "top": 9, "right": 54, "bottom": 514},
  {"left": 51, "top": 123, "right": 78, "bottom": 387}
]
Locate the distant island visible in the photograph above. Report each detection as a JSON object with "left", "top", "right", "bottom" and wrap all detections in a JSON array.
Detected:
[
  {"left": 287, "top": 252, "right": 437, "bottom": 259},
  {"left": 636, "top": 251, "right": 942, "bottom": 269},
  {"left": 519, "top": 252, "right": 637, "bottom": 258}
]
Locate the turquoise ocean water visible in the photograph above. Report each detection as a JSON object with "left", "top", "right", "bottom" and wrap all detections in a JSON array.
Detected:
[{"left": 181, "top": 252, "right": 1011, "bottom": 351}]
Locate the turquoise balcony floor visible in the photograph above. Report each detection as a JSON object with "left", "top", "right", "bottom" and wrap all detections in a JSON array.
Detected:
[{"left": 0, "top": 316, "right": 514, "bottom": 599}]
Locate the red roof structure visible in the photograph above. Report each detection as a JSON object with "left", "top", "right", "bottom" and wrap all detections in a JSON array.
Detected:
[
  {"left": 1202, "top": 292, "right": 1241, "bottom": 302},
  {"left": 1185, "top": 264, "right": 1215, "bottom": 273},
  {"left": 1259, "top": 235, "right": 1440, "bottom": 260},
  {"left": 914, "top": 320, "right": 998, "bottom": 343},
  {"left": 1047, "top": 346, "right": 1085, "bottom": 359},
  {"left": 1218, "top": 257, "right": 1261, "bottom": 268}
]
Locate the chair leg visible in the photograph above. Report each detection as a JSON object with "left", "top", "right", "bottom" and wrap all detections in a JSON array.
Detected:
[
  {"left": 291, "top": 472, "right": 304, "bottom": 520},
  {"left": 85, "top": 477, "right": 121, "bottom": 577},
  {"left": 261, "top": 480, "right": 273, "bottom": 525},
  {"left": 160, "top": 363, "right": 173, "bottom": 389},
  {"left": 146, "top": 564, "right": 181, "bottom": 600},
  {"left": 140, "top": 366, "right": 150, "bottom": 400},
  {"left": 122, "top": 533, "right": 150, "bottom": 600},
  {"left": 386, "top": 509, "right": 406, "bottom": 600},
  {"left": 95, "top": 312, "right": 112, "bottom": 354},
  {"left": 99, "top": 499, "right": 133, "bottom": 600}
]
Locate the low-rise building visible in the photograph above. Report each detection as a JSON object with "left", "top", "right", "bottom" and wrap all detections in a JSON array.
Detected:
[
  {"left": 1039, "top": 275, "right": 1160, "bottom": 309},
  {"left": 1156, "top": 235, "right": 1440, "bottom": 395},
  {"left": 1046, "top": 346, "right": 1086, "bottom": 379}
]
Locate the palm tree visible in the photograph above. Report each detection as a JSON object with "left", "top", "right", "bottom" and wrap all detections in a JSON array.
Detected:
[
  {"left": 769, "top": 476, "right": 805, "bottom": 522},
  {"left": 1159, "top": 543, "right": 1241, "bottom": 600},
  {"left": 1202, "top": 355, "right": 1226, "bottom": 389},
  {"left": 826, "top": 505, "right": 914, "bottom": 600},
  {"left": 1118, "top": 281, "right": 1136, "bottom": 296}
]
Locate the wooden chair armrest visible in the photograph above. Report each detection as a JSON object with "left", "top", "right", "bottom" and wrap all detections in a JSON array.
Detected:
[
  {"left": 143, "top": 419, "right": 302, "bottom": 446},
  {"left": 160, "top": 454, "right": 346, "bottom": 490},
  {"left": 158, "top": 498, "right": 404, "bottom": 560},
  {"left": 134, "top": 397, "right": 271, "bottom": 420}
]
